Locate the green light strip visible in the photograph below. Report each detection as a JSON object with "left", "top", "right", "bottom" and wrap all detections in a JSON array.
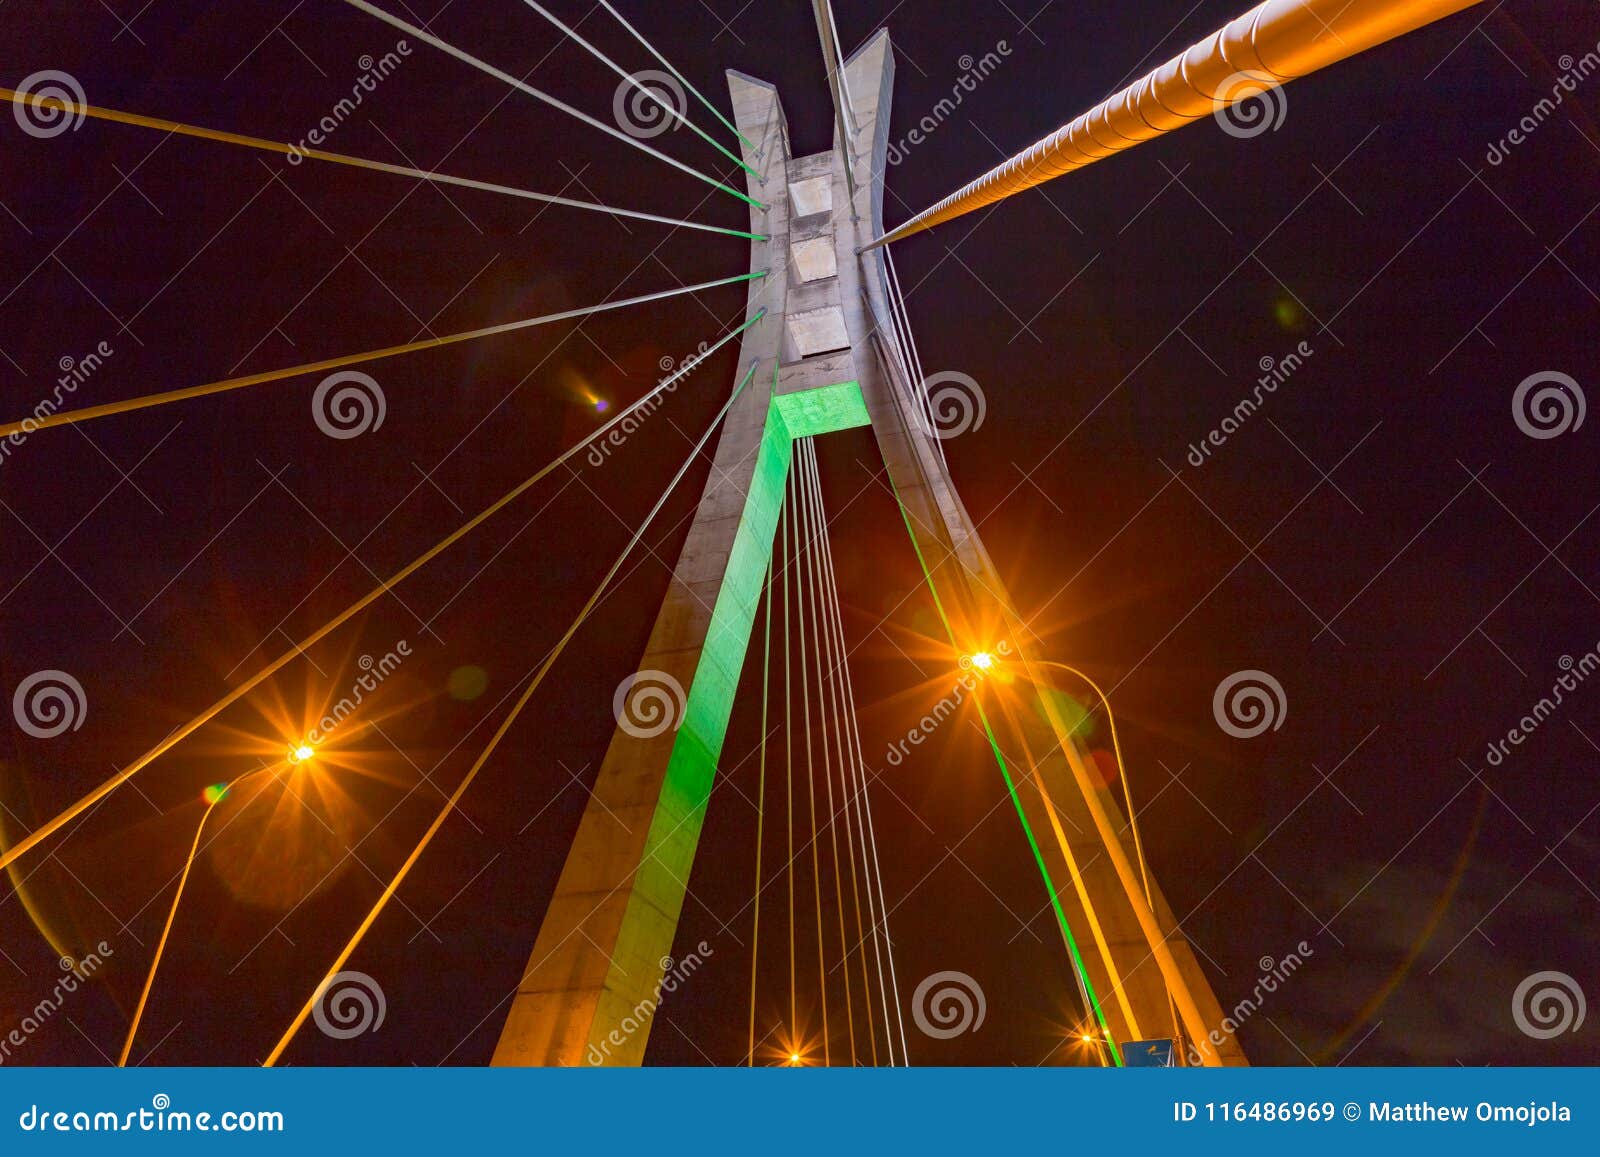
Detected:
[
  {"left": 886, "top": 480, "right": 1124, "bottom": 1068},
  {"left": 598, "top": 377, "right": 871, "bottom": 1061}
]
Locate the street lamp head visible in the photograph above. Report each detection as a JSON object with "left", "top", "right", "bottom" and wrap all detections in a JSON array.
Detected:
[{"left": 962, "top": 650, "right": 997, "bottom": 673}]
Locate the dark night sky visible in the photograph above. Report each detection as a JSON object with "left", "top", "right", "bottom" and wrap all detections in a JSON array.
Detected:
[{"left": 2, "top": 0, "right": 1598, "bottom": 1068}]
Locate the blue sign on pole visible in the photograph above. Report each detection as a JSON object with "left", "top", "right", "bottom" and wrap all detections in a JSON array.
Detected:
[{"left": 1123, "top": 1038, "right": 1175, "bottom": 1067}]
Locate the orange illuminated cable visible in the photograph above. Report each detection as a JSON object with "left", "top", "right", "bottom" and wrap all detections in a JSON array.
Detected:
[
  {"left": 0, "top": 309, "right": 765, "bottom": 877},
  {"left": 994, "top": 693, "right": 1147, "bottom": 1044},
  {"left": 783, "top": 495, "right": 797, "bottom": 1043},
  {"left": 868, "top": 0, "right": 1486, "bottom": 246},
  {"left": 0, "top": 272, "right": 764, "bottom": 439},
  {"left": 263, "top": 357, "right": 764, "bottom": 1066},
  {"left": 1016, "top": 644, "right": 1226, "bottom": 1062},
  {"left": 1036, "top": 662, "right": 1154, "bottom": 908},
  {"left": 0, "top": 88, "right": 760, "bottom": 241},
  {"left": 1033, "top": 660, "right": 1185, "bottom": 1052}
]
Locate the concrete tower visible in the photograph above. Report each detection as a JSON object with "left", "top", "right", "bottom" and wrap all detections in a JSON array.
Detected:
[{"left": 492, "top": 28, "right": 1245, "bottom": 1068}]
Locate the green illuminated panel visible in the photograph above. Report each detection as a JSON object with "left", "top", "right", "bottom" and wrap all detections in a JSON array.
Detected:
[{"left": 774, "top": 380, "right": 869, "bottom": 439}]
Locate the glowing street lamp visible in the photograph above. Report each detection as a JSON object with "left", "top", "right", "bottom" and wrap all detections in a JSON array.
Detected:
[{"left": 960, "top": 649, "right": 1000, "bottom": 676}]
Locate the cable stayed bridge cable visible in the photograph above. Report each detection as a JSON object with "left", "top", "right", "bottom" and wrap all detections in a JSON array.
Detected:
[
  {"left": 887, "top": 472, "right": 1121, "bottom": 1063},
  {"left": 805, "top": 441, "right": 905, "bottom": 1064},
  {"left": 341, "top": 0, "right": 764, "bottom": 209},
  {"left": 265, "top": 355, "right": 767, "bottom": 1066},
  {"left": 803, "top": 442, "right": 876, "bottom": 1065},
  {"left": 594, "top": 0, "right": 756, "bottom": 152},
  {"left": 800, "top": 440, "right": 877, "bottom": 1066},
  {"left": 517, "top": 0, "right": 757, "bottom": 179},
  {"left": 790, "top": 461, "right": 830, "bottom": 1064},
  {"left": 0, "top": 272, "right": 767, "bottom": 438},
  {"left": 797, "top": 441, "right": 856, "bottom": 1064},
  {"left": 1036, "top": 660, "right": 1185, "bottom": 1051},
  {"left": 0, "top": 88, "right": 761, "bottom": 241},
  {"left": 867, "top": 0, "right": 1486, "bottom": 246},
  {"left": 0, "top": 309, "right": 767, "bottom": 876}
]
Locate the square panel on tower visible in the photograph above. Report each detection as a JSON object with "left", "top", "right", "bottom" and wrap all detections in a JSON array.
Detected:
[
  {"left": 787, "top": 175, "right": 832, "bottom": 219},
  {"left": 786, "top": 305, "right": 850, "bottom": 357},
  {"left": 790, "top": 234, "right": 838, "bottom": 283}
]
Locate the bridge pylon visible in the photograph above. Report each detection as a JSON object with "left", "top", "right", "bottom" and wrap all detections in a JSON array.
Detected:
[{"left": 492, "top": 29, "right": 1245, "bottom": 1068}]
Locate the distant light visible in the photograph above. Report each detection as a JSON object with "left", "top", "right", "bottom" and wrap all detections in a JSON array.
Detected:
[
  {"left": 1080, "top": 1034, "right": 1093, "bottom": 1042},
  {"left": 203, "top": 784, "right": 230, "bottom": 806},
  {"left": 789, "top": 1052, "right": 802, "bottom": 1066},
  {"left": 289, "top": 744, "right": 315, "bottom": 764},
  {"left": 965, "top": 651, "right": 996, "bottom": 672},
  {"left": 448, "top": 665, "right": 489, "bottom": 702}
]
